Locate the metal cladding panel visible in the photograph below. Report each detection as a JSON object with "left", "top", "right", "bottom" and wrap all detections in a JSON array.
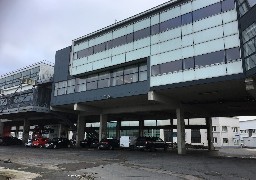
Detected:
[
  {"left": 134, "top": 37, "right": 150, "bottom": 50},
  {"left": 112, "top": 54, "right": 125, "bottom": 65},
  {"left": 192, "top": 0, "right": 220, "bottom": 12},
  {"left": 134, "top": 18, "right": 151, "bottom": 31},
  {"left": 193, "top": 13, "right": 223, "bottom": 32},
  {"left": 159, "top": 28, "right": 181, "bottom": 42},
  {"left": 223, "top": 21, "right": 239, "bottom": 37},
  {"left": 194, "top": 25, "right": 224, "bottom": 44},
  {"left": 113, "top": 27, "right": 127, "bottom": 39},
  {"left": 51, "top": 81, "right": 149, "bottom": 106},
  {"left": 160, "top": 6, "right": 181, "bottom": 22},
  {"left": 126, "top": 47, "right": 150, "bottom": 62},
  {"left": 239, "top": 5, "right": 256, "bottom": 31},
  {"left": 224, "top": 34, "right": 240, "bottom": 49},
  {"left": 74, "top": 41, "right": 88, "bottom": 52},
  {"left": 54, "top": 46, "right": 71, "bottom": 82},
  {"left": 151, "top": 13, "right": 159, "bottom": 26}
]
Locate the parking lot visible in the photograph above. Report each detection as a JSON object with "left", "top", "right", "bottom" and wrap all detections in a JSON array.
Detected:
[{"left": 0, "top": 146, "right": 255, "bottom": 180}]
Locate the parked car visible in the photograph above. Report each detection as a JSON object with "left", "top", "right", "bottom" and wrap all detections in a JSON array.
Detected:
[
  {"left": 45, "top": 138, "right": 71, "bottom": 149},
  {"left": 25, "top": 139, "right": 33, "bottom": 147},
  {"left": 80, "top": 138, "right": 99, "bottom": 148},
  {"left": 0, "top": 136, "right": 22, "bottom": 146},
  {"left": 135, "top": 137, "right": 168, "bottom": 151},
  {"left": 32, "top": 137, "right": 49, "bottom": 148},
  {"left": 98, "top": 138, "right": 119, "bottom": 150}
]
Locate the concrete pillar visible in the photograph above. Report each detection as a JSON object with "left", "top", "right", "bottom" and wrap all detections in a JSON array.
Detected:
[
  {"left": 76, "top": 114, "right": 85, "bottom": 147},
  {"left": 22, "top": 119, "right": 30, "bottom": 143},
  {"left": 0, "top": 121, "right": 3, "bottom": 137},
  {"left": 139, "top": 119, "right": 144, "bottom": 137},
  {"left": 176, "top": 108, "right": 186, "bottom": 155},
  {"left": 15, "top": 125, "right": 19, "bottom": 138},
  {"left": 99, "top": 114, "right": 108, "bottom": 141},
  {"left": 170, "top": 118, "right": 174, "bottom": 149},
  {"left": 206, "top": 117, "right": 214, "bottom": 151},
  {"left": 116, "top": 120, "right": 121, "bottom": 140}
]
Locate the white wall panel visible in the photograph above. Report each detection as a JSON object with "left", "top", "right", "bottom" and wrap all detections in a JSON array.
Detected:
[
  {"left": 113, "top": 27, "right": 126, "bottom": 39},
  {"left": 226, "top": 60, "right": 243, "bottom": 75},
  {"left": 195, "top": 65, "right": 226, "bottom": 80},
  {"left": 151, "top": 43, "right": 160, "bottom": 55},
  {"left": 183, "top": 69, "right": 196, "bottom": 82},
  {"left": 194, "top": 38, "right": 225, "bottom": 56},
  {"left": 194, "top": 25, "right": 223, "bottom": 44},
  {"left": 224, "top": 34, "right": 240, "bottom": 49},
  {"left": 134, "top": 18, "right": 150, "bottom": 31},
  {"left": 181, "top": 1, "right": 192, "bottom": 15},
  {"left": 151, "top": 48, "right": 182, "bottom": 65},
  {"left": 160, "top": 6, "right": 181, "bottom": 22},
  {"left": 125, "top": 43, "right": 134, "bottom": 52},
  {"left": 222, "top": 10, "right": 237, "bottom": 24},
  {"left": 151, "top": 34, "right": 160, "bottom": 45},
  {"left": 192, "top": 0, "right": 220, "bottom": 12},
  {"left": 223, "top": 21, "right": 239, "bottom": 37},
  {"left": 112, "top": 54, "right": 126, "bottom": 66},
  {"left": 159, "top": 28, "right": 181, "bottom": 42},
  {"left": 126, "top": 24, "right": 134, "bottom": 34},
  {"left": 193, "top": 13, "right": 222, "bottom": 33},
  {"left": 159, "top": 38, "right": 182, "bottom": 53},
  {"left": 72, "top": 57, "right": 86, "bottom": 67},
  {"left": 126, "top": 47, "right": 150, "bottom": 62},
  {"left": 134, "top": 37, "right": 150, "bottom": 49},
  {"left": 182, "top": 34, "right": 193, "bottom": 47},
  {"left": 182, "top": 24, "right": 193, "bottom": 36},
  {"left": 150, "top": 54, "right": 161, "bottom": 66},
  {"left": 151, "top": 13, "right": 159, "bottom": 26},
  {"left": 73, "top": 41, "right": 89, "bottom": 52},
  {"left": 112, "top": 45, "right": 126, "bottom": 56},
  {"left": 92, "top": 60, "right": 105, "bottom": 70},
  {"left": 182, "top": 46, "right": 194, "bottom": 59}
]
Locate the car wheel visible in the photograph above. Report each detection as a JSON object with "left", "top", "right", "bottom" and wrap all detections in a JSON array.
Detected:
[{"left": 53, "top": 145, "right": 57, "bottom": 149}]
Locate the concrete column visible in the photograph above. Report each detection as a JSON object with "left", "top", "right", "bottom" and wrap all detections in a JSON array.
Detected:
[
  {"left": 99, "top": 114, "right": 108, "bottom": 141},
  {"left": 0, "top": 121, "right": 3, "bottom": 137},
  {"left": 76, "top": 114, "right": 85, "bottom": 147},
  {"left": 22, "top": 119, "right": 30, "bottom": 143},
  {"left": 170, "top": 118, "right": 174, "bottom": 149},
  {"left": 15, "top": 125, "right": 19, "bottom": 138},
  {"left": 206, "top": 117, "right": 214, "bottom": 151},
  {"left": 176, "top": 108, "right": 186, "bottom": 155},
  {"left": 116, "top": 120, "right": 121, "bottom": 140},
  {"left": 139, "top": 119, "right": 144, "bottom": 137}
]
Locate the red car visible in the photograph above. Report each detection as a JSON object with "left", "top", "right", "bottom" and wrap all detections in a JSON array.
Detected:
[{"left": 32, "top": 137, "right": 49, "bottom": 148}]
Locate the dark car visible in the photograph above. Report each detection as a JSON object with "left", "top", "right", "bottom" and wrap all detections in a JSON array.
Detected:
[
  {"left": 98, "top": 138, "right": 119, "bottom": 150},
  {"left": 45, "top": 138, "right": 71, "bottom": 149},
  {"left": 0, "top": 136, "right": 22, "bottom": 146},
  {"left": 80, "top": 138, "right": 99, "bottom": 148},
  {"left": 135, "top": 137, "right": 168, "bottom": 151},
  {"left": 32, "top": 137, "right": 49, "bottom": 148}
]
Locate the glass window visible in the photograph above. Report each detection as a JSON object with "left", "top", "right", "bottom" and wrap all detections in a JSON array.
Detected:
[
  {"left": 242, "top": 23, "right": 256, "bottom": 43},
  {"left": 124, "top": 66, "right": 138, "bottom": 75},
  {"left": 73, "top": 52, "right": 78, "bottom": 60},
  {"left": 160, "top": 16, "right": 181, "bottom": 32},
  {"left": 112, "top": 36, "right": 126, "bottom": 48},
  {"left": 245, "top": 53, "right": 256, "bottom": 70},
  {"left": 98, "top": 73, "right": 110, "bottom": 88},
  {"left": 106, "top": 40, "right": 113, "bottom": 50},
  {"left": 124, "top": 73, "right": 138, "bottom": 84},
  {"left": 139, "top": 64, "right": 147, "bottom": 72},
  {"left": 111, "top": 69, "right": 124, "bottom": 86},
  {"left": 160, "top": 60, "right": 182, "bottom": 74},
  {"left": 244, "top": 39, "right": 256, "bottom": 57},
  {"left": 126, "top": 33, "right": 134, "bottom": 44},
  {"left": 182, "top": 12, "right": 192, "bottom": 25},
  {"left": 151, "top": 24, "right": 160, "bottom": 35},
  {"left": 87, "top": 81, "right": 97, "bottom": 90},
  {"left": 222, "top": 126, "right": 228, "bottom": 132},
  {"left": 139, "top": 71, "right": 147, "bottom": 81},
  {"left": 193, "top": 2, "right": 222, "bottom": 22},
  {"left": 223, "top": 138, "right": 228, "bottom": 143},
  {"left": 212, "top": 126, "right": 217, "bottom": 132},
  {"left": 222, "top": 0, "right": 235, "bottom": 12},
  {"left": 88, "top": 47, "right": 94, "bottom": 56},
  {"left": 77, "top": 49, "right": 88, "bottom": 59},
  {"left": 195, "top": 50, "right": 225, "bottom": 67},
  {"left": 183, "top": 57, "right": 194, "bottom": 70},
  {"left": 77, "top": 84, "right": 86, "bottom": 92},
  {"left": 134, "top": 27, "right": 150, "bottom": 41},
  {"left": 213, "top": 137, "right": 217, "bottom": 143},
  {"left": 151, "top": 65, "right": 160, "bottom": 76},
  {"left": 67, "top": 86, "right": 75, "bottom": 94},
  {"left": 248, "top": 0, "right": 256, "bottom": 7}
]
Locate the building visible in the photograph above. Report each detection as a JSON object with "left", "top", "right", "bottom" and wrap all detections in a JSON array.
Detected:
[
  {"left": 50, "top": 0, "right": 256, "bottom": 154},
  {"left": 0, "top": 61, "right": 75, "bottom": 142},
  {"left": 240, "top": 119, "right": 256, "bottom": 147}
]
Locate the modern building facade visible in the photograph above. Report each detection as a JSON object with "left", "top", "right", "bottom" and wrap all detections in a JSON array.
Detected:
[
  {"left": 240, "top": 119, "right": 256, "bottom": 147},
  {"left": 50, "top": 0, "right": 256, "bottom": 154}
]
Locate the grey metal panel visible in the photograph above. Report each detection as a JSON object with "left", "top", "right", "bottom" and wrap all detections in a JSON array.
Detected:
[
  {"left": 54, "top": 46, "right": 71, "bottom": 82},
  {"left": 51, "top": 81, "right": 150, "bottom": 106}
]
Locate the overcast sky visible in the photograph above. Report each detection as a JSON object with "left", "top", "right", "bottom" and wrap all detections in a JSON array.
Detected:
[{"left": 0, "top": 0, "right": 170, "bottom": 76}]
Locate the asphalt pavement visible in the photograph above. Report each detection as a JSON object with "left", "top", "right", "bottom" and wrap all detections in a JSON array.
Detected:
[{"left": 0, "top": 146, "right": 255, "bottom": 180}]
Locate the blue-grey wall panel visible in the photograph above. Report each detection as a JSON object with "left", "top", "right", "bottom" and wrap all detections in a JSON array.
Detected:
[{"left": 54, "top": 46, "right": 71, "bottom": 82}]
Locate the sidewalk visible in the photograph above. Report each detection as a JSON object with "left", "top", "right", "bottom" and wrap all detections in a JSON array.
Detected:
[{"left": 214, "top": 147, "right": 256, "bottom": 158}]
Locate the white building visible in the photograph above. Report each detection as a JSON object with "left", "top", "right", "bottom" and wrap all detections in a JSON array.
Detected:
[{"left": 240, "top": 119, "right": 256, "bottom": 147}]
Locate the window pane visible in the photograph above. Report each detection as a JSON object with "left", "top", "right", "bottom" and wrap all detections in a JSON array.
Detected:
[
  {"left": 195, "top": 50, "right": 225, "bottom": 67},
  {"left": 160, "top": 60, "right": 182, "bottom": 74},
  {"left": 111, "top": 76, "right": 123, "bottom": 86},
  {"left": 98, "top": 78, "right": 110, "bottom": 88},
  {"left": 87, "top": 81, "right": 97, "bottom": 90},
  {"left": 151, "top": 65, "right": 160, "bottom": 76},
  {"left": 182, "top": 12, "right": 192, "bottom": 25},
  {"left": 76, "top": 78, "right": 86, "bottom": 85},
  {"left": 245, "top": 54, "right": 256, "bottom": 70},
  {"left": 124, "top": 66, "right": 138, "bottom": 75},
  {"left": 151, "top": 24, "right": 160, "bottom": 35},
  {"left": 111, "top": 69, "right": 123, "bottom": 77},
  {"left": 87, "top": 75, "right": 98, "bottom": 83},
  {"left": 112, "top": 36, "right": 126, "bottom": 48},
  {"left": 77, "top": 84, "right": 86, "bottom": 92},
  {"left": 160, "top": 16, "right": 181, "bottom": 32},
  {"left": 94, "top": 42, "right": 106, "bottom": 53},
  {"left": 139, "top": 71, "right": 147, "bottom": 81},
  {"left": 244, "top": 39, "right": 256, "bottom": 57},
  {"left": 134, "top": 27, "right": 150, "bottom": 41},
  {"left": 183, "top": 57, "right": 194, "bottom": 70},
  {"left": 88, "top": 47, "right": 94, "bottom": 56},
  {"left": 106, "top": 40, "right": 113, "bottom": 49},
  {"left": 124, "top": 73, "right": 138, "bottom": 84},
  {"left": 193, "top": 2, "right": 222, "bottom": 22},
  {"left": 242, "top": 23, "right": 256, "bottom": 43},
  {"left": 222, "top": 0, "right": 235, "bottom": 12},
  {"left": 67, "top": 86, "right": 75, "bottom": 94},
  {"left": 77, "top": 49, "right": 88, "bottom": 59},
  {"left": 248, "top": 0, "right": 256, "bottom": 7},
  {"left": 139, "top": 64, "right": 147, "bottom": 71}
]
